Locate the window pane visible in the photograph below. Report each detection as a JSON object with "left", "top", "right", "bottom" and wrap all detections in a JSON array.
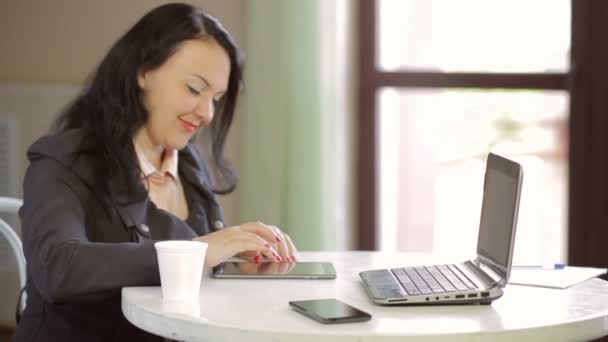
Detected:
[
  {"left": 377, "top": 0, "right": 570, "bottom": 73},
  {"left": 376, "top": 88, "right": 568, "bottom": 265}
]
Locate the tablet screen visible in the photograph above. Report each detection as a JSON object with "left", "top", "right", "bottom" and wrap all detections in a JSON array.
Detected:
[{"left": 212, "top": 261, "right": 336, "bottom": 279}]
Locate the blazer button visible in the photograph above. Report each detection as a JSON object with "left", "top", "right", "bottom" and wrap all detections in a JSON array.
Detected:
[
  {"left": 139, "top": 224, "right": 150, "bottom": 233},
  {"left": 214, "top": 220, "right": 224, "bottom": 229}
]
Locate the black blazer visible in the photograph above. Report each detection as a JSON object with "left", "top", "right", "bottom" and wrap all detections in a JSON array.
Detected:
[{"left": 14, "top": 128, "right": 223, "bottom": 342}]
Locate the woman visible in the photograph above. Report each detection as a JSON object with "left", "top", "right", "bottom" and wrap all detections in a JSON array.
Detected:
[{"left": 14, "top": 3, "right": 298, "bottom": 341}]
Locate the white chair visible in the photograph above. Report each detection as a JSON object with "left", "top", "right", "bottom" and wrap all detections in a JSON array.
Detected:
[{"left": 0, "top": 197, "right": 25, "bottom": 317}]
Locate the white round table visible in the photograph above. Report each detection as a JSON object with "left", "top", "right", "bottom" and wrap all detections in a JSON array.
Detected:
[{"left": 122, "top": 251, "right": 608, "bottom": 341}]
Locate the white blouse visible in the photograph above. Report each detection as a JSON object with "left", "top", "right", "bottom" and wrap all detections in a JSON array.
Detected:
[{"left": 134, "top": 143, "right": 189, "bottom": 221}]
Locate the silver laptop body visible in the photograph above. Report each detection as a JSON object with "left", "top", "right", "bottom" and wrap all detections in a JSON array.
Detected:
[{"left": 360, "top": 153, "right": 523, "bottom": 305}]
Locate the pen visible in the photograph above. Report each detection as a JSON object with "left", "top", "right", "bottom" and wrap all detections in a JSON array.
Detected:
[{"left": 512, "top": 263, "right": 566, "bottom": 270}]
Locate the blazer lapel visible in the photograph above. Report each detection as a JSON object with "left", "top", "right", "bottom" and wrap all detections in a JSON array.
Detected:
[
  {"left": 178, "top": 145, "right": 224, "bottom": 233},
  {"left": 108, "top": 176, "right": 153, "bottom": 241},
  {"left": 111, "top": 185, "right": 200, "bottom": 241}
]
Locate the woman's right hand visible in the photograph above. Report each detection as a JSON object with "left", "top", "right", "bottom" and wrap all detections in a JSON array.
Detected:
[{"left": 193, "top": 222, "right": 282, "bottom": 267}]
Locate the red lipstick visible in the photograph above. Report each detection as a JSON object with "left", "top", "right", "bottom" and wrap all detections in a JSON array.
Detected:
[{"left": 179, "top": 118, "right": 197, "bottom": 132}]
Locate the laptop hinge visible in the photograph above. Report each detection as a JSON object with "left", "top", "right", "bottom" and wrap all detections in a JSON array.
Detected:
[{"left": 469, "top": 258, "right": 506, "bottom": 288}]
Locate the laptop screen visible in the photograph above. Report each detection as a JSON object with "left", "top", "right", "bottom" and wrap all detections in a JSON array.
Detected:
[{"left": 476, "top": 153, "right": 522, "bottom": 275}]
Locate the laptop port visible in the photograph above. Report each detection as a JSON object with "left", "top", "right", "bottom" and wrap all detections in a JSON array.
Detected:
[
  {"left": 467, "top": 293, "right": 478, "bottom": 298},
  {"left": 481, "top": 292, "right": 490, "bottom": 298},
  {"left": 388, "top": 298, "right": 408, "bottom": 303},
  {"left": 455, "top": 294, "right": 465, "bottom": 299}
]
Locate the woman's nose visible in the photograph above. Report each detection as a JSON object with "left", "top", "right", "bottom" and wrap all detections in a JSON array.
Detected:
[{"left": 194, "top": 99, "right": 214, "bottom": 126}]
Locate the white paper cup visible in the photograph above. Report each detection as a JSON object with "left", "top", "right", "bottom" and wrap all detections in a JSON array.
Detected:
[{"left": 154, "top": 240, "right": 208, "bottom": 301}]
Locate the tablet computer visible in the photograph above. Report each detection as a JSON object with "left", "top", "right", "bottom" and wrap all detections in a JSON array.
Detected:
[{"left": 212, "top": 261, "right": 336, "bottom": 279}]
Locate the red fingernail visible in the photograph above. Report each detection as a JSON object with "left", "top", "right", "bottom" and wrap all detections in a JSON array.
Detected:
[
  {"left": 275, "top": 236, "right": 282, "bottom": 243},
  {"left": 254, "top": 255, "right": 261, "bottom": 264}
]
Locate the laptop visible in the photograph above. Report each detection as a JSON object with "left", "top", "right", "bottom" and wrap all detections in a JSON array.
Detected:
[{"left": 360, "top": 153, "right": 523, "bottom": 305}]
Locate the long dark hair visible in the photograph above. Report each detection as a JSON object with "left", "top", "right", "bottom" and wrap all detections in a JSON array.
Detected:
[{"left": 53, "top": 3, "right": 243, "bottom": 201}]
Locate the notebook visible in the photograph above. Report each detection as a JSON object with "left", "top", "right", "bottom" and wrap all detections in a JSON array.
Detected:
[{"left": 360, "top": 153, "right": 523, "bottom": 305}]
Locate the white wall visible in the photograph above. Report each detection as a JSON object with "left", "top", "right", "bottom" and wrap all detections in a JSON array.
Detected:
[{"left": 0, "top": 0, "right": 247, "bottom": 83}]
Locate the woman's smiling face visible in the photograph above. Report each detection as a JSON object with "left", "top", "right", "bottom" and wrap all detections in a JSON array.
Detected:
[{"left": 137, "top": 38, "right": 230, "bottom": 150}]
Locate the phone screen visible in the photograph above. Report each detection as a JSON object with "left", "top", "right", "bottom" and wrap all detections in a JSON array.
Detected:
[{"left": 289, "top": 299, "right": 371, "bottom": 324}]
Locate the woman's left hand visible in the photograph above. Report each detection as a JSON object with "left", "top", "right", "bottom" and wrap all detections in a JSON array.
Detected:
[{"left": 237, "top": 223, "right": 299, "bottom": 264}]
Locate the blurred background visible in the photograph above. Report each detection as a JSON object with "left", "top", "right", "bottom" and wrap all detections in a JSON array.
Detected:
[{"left": 1, "top": 0, "right": 608, "bottom": 338}]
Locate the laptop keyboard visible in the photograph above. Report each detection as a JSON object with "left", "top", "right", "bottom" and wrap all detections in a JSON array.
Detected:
[
  {"left": 362, "top": 265, "right": 476, "bottom": 298},
  {"left": 391, "top": 265, "right": 478, "bottom": 295}
]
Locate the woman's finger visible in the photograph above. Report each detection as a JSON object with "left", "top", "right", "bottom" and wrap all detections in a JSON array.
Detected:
[
  {"left": 283, "top": 232, "right": 299, "bottom": 262},
  {"left": 238, "top": 231, "right": 281, "bottom": 263},
  {"left": 238, "top": 222, "right": 281, "bottom": 244},
  {"left": 277, "top": 260, "right": 291, "bottom": 274},
  {"left": 284, "top": 260, "right": 296, "bottom": 274},
  {"left": 268, "top": 225, "right": 290, "bottom": 263},
  {"left": 237, "top": 250, "right": 259, "bottom": 263}
]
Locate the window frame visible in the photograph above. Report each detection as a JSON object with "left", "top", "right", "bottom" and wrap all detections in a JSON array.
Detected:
[{"left": 356, "top": 0, "right": 570, "bottom": 250}]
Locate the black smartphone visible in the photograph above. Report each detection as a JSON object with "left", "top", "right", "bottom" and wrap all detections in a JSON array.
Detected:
[{"left": 288, "top": 298, "right": 371, "bottom": 324}]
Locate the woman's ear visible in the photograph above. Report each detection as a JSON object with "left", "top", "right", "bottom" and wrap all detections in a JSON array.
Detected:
[{"left": 137, "top": 69, "right": 147, "bottom": 89}]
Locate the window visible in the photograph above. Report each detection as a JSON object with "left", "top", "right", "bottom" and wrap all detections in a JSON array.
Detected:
[{"left": 358, "top": 0, "right": 570, "bottom": 265}]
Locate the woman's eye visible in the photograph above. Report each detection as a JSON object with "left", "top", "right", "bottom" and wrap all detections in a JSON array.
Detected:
[{"left": 187, "top": 85, "right": 201, "bottom": 95}]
